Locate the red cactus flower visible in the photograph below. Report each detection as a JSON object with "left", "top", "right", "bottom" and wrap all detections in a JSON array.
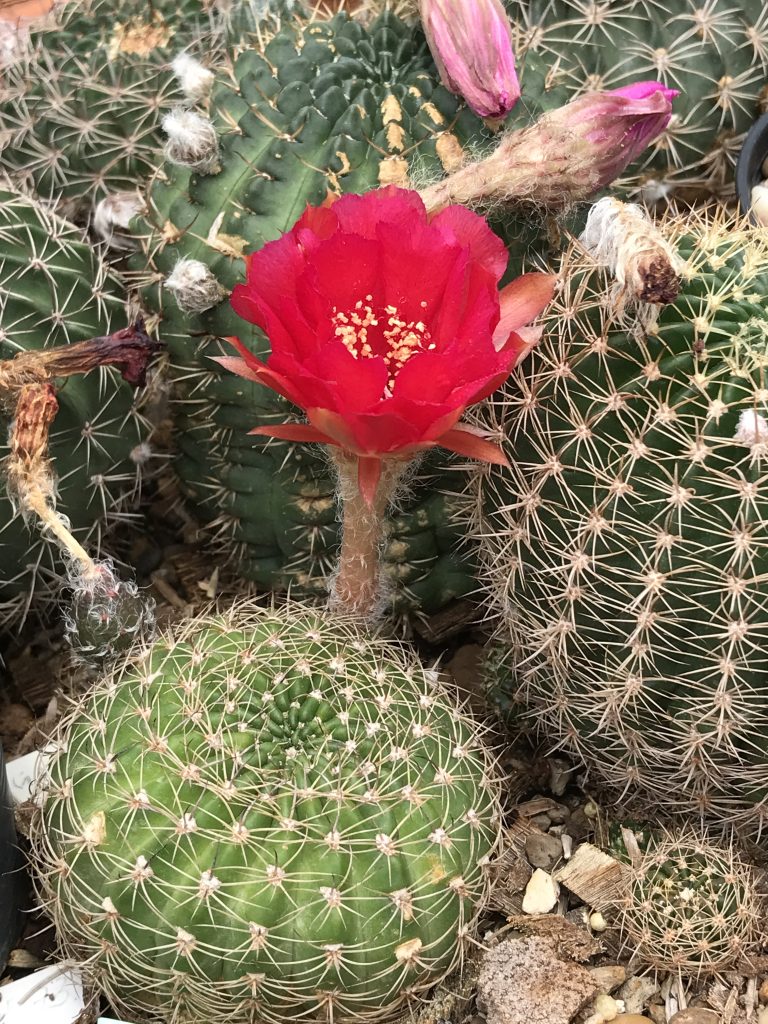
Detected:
[{"left": 220, "top": 186, "right": 555, "bottom": 504}]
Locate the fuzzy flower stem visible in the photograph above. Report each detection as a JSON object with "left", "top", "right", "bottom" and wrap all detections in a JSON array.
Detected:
[{"left": 330, "top": 453, "right": 407, "bottom": 620}]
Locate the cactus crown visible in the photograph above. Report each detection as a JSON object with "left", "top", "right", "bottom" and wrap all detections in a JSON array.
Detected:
[
  {"left": 35, "top": 605, "right": 501, "bottom": 1023},
  {"left": 474, "top": 207, "right": 768, "bottom": 835}
]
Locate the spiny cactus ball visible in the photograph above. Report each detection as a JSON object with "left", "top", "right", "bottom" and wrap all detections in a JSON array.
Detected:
[
  {"left": 34, "top": 606, "right": 501, "bottom": 1024},
  {"left": 474, "top": 208, "right": 768, "bottom": 836},
  {"left": 615, "top": 827, "right": 763, "bottom": 973}
]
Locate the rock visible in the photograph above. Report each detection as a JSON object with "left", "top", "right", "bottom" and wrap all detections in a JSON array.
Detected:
[
  {"left": 619, "top": 977, "right": 658, "bottom": 1015},
  {"left": 530, "top": 813, "right": 553, "bottom": 830},
  {"left": 476, "top": 935, "right": 598, "bottom": 1024},
  {"left": 589, "top": 912, "right": 608, "bottom": 932},
  {"left": 759, "top": 979, "right": 768, "bottom": 1005},
  {"left": 525, "top": 833, "right": 563, "bottom": 872},
  {"left": 591, "top": 966, "right": 627, "bottom": 993},
  {"left": 758, "top": 1008, "right": 768, "bottom": 1024},
  {"left": 614, "top": 1018, "right": 655, "bottom": 1024},
  {"left": 522, "top": 869, "right": 560, "bottom": 914},
  {"left": 669, "top": 1011, "right": 721, "bottom": 1024},
  {"left": 584, "top": 994, "right": 622, "bottom": 1023}
]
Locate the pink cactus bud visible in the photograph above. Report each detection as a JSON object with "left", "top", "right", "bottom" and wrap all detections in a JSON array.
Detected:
[
  {"left": 547, "top": 81, "right": 679, "bottom": 189},
  {"left": 419, "top": 0, "right": 520, "bottom": 119}
]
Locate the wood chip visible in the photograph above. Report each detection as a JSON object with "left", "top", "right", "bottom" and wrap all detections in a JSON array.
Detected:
[{"left": 554, "top": 843, "right": 627, "bottom": 910}]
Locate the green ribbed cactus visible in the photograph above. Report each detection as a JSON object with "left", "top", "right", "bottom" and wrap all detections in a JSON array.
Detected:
[
  {"left": 0, "top": 0, "right": 222, "bottom": 213},
  {"left": 127, "top": 8, "right": 569, "bottom": 620},
  {"left": 34, "top": 605, "right": 500, "bottom": 1024},
  {"left": 610, "top": 826, "right": 763, "bottom": 972},
  {"left": 475, "top": 208, "right": 768, "bottom": 836},
  {"left": 0, "top": 188, "right": 149, "bottom": 625},
  {"left": 505, "top": 0, "right": 767, "bottom": 196}
]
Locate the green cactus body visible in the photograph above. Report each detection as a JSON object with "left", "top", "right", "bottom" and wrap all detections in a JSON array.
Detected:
[
  {"left": 36, "top": 606, "right": 500, "bottom": 1023},
  {"left": 609, "top": 826, "right": 762, "bottom": 972},
  {"left": 0, "top": 189, "right": 149, "bottom": 624},
  {"left": 128, "top": 9, "right": 567, "bottom": 620},
  {"left": 476, "top": 210, "right": 768, "bottom": 834},
  {"left": 506, "top": 0, "right": 767, "bottom": 195},
  {"left": 0, "top": 0, "right": 219, "bottom": 211}
]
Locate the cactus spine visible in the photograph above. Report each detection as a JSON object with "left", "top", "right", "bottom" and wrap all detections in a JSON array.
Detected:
[
  {"left": 34, "top": 605, "right": 501, "bottom": 1024},
  {"left": 475, "top": 208, "right": 768, "bottom": 836}
]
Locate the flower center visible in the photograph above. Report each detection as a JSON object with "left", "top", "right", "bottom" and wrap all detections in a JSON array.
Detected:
[{"left": 332, "top": 295, "right": 435, "bottom": 392}]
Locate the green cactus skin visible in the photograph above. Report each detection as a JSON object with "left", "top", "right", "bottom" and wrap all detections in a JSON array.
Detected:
[
  {"left": 35, "top": 605, "right": 501, "bottom": 1024},
  {"left": 128, "top": 9, "right": 569, "bottom": 621},
  {"left": 505, "top": 0, "right": 767, "bottom": 197},
  {"left": 610, "top": 826, "right": 763, "bottom": 972},
  {"left": 0, "top": 0, "right": 220, "bottom": 212},
  {"left": 474, "top": 209, "right": 768, "bottom": 836},
  {"left": 0, "top": 189, "right": 150, "bottom": 626}
]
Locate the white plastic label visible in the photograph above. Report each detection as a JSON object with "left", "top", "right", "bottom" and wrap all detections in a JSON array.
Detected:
[
  {"left": 4, "top": 746, "right": 55, "bottom": 806},
  {"left": 0, "top": 966, "right": 84, "bottom": 1023}
]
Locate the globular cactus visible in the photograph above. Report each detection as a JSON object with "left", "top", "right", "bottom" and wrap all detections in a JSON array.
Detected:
[
  {"left": 0, "top": 0, "right": 224, "bottom": 215},
  {"left": 0, "top": 188, "right": 150, "bottom": 626},
  {"left": 474, "top": 207, "right": 768, "bottom": 836},
  {"left": 611, "top": 826, "right": 764, "bottom": 973},
  {"left": 33, "top": 605, "right": 501, "bottom": 1024},
  {"left": 505, "top": 0, "right": 767, "bottom": 198},
  {"left": 126, "top": 8, "right": 568, "bottom": 622}
]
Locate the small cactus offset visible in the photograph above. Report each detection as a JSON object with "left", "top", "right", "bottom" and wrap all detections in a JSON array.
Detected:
[
  {"left": 474, "top": 207, "right": 768, "bottom": 836},
  {"left": 33, "top": 605, "right": 501, "bottom": 1024},
  {"left": 0, "top": 188, "right": 151, "bottom": 627},
  {"left": 505, "top": 0, "right": 768, "bottom": 197},
  {"left": 611, "top": 826, "right": 764, "bottom": 973},
  {"left": 126, "top": 8, "right": 569, "bottom": 621}
]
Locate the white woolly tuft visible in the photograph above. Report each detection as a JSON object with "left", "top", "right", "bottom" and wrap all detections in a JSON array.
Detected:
[
  {"left": 92, "top": 191, "right": 145, "bottom": 247},
  {"left": 162, "top": 109, "right": 220, "bottom": 174},
  {"left": 165, "top": 259, "right": 227, "bottom": 314},
  {"left": 579, "top": 197, "right": 682, "bottom": 308},
  {"left": 733, "top": 409, "right": 768, "bottom": 446},
  {"left": 171, "top": 53, "right": 215, "bottom": 104}
]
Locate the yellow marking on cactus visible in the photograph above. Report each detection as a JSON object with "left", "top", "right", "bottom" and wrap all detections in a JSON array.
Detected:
[
  {"left": 381, "top": 94, "right": 402, "bottom": 125},
  {"left": 436, "top": 133, "right": 465, "bottom": 172},
  {"left": 421, "top": 103, "right": 444, "bottom": 126},
  {"left": 378, "top": 156, "right": 409, "bottom": 187},
  {"left": 395, "top": 937, "right": 422, "bottom": 963},
  {"left": 108, "top": 13, "right": 172, "bottom": 58}
]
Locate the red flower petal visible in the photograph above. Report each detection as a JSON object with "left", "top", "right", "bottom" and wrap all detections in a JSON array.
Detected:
[
  {"left": 331, "top": 186, "right": 428, "bottom": 239},
  {"left": 437, "top": 426, "right": 510, "bottom": 466},
  {"left": 248, "top": 423, "right": 337, "bottom": 444},
  {"left": 492, "top": 273, "right": 557, "bottom": 349},
  {"left": 304, "top": 341, "right": 388, "bottom": 412},
  {"left": 429, "top": 203, "right": 508, "bottom": 281}
]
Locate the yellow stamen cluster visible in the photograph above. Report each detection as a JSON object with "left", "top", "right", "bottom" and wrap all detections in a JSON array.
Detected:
[{"left": 332, "top": 295, "right": 435, "bottom": 392}]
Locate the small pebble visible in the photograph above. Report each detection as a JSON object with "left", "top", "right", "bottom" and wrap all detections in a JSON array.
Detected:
[
  {"left": 525, "top": 833, "right": 563, "bottom": 872},
  {"left": 590, "top": 966, "right": 627, "bottom": 993},
  {"left": 522, "top": 868, "right": 560, "bottom": 914},
  {"left": 529, "top": 813, "right": 552, "bottom": 830},
  {"left": 669, "top": 1010, "right": 721, "bottom": 1024},
  {"left": 760, "top": 979, "right": 768, "bottom": 1005},
  {"left": 594, "top": 994, "right": 621, "bottom": 1021},
  {"left": 619, "top": 976, "right": 658, "bottom": 1015},
  {"left": 613, "top": 1018, "right": 655, "bottom": 1024},
  {"left": 589, "top": 911, "right": 608, "bottom": 932}
]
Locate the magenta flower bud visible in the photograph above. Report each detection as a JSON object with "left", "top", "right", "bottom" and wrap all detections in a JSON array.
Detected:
[
  {"left": 548, "top": 81, "right": 679, "bottom": 188},
  {"left": 419, "top": 0, "right": 521, "bottom": 119}
]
